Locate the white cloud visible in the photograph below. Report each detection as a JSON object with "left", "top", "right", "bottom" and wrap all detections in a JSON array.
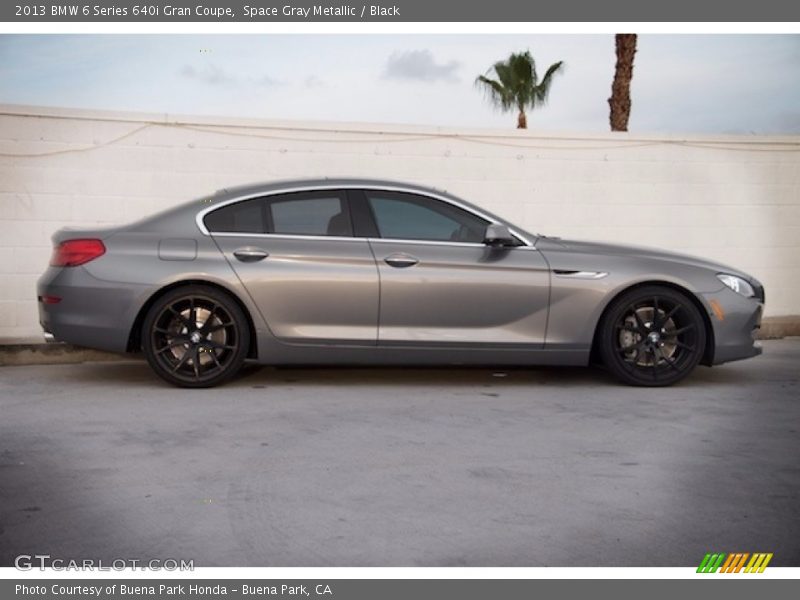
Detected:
[
  {"left": 383, "top": 49, "right": 461, "bottom": 83},
  {"left": 180, "top": 64, "right": 236, "bottom": 86}
]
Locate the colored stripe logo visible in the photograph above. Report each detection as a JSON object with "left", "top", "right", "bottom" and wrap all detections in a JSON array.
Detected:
[{"left": 697, "top": 553, "right": 773, "bottom": 573}]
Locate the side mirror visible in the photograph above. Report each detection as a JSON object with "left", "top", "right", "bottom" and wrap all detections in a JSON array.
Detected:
[{"left": 483, "top": 224, "right": 515, "bottom": 247}]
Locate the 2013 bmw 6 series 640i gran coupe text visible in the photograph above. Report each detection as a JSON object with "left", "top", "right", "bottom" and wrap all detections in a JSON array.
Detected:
[{"left": 37, "top": 179, "right": 764, "bottom": 387}]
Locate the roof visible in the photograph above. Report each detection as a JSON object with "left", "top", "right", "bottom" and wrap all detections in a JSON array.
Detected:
[{"left": 212, "top": 178, "right": 450, "bottom": 200}]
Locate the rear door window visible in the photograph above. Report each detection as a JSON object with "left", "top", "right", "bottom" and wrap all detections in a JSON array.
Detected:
[{"left": 268, "top": 193, "right": 352, "bottom": 237}]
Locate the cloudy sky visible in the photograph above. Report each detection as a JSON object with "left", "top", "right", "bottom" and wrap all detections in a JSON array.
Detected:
[{"left": 1, "top": 34, "right": 799, "bottom": 134}]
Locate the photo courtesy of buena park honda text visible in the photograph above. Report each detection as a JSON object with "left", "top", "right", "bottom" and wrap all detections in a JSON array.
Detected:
[{"left": 0, "top": 1, "right": 798, "bottom": 598}]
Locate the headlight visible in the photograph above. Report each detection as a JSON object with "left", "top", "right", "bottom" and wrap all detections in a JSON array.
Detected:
[{"left": 717, "top": 273, "right": 755, "bottom": 298}]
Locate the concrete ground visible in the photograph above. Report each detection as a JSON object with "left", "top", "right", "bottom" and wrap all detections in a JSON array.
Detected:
[{"left": 0, "top": 340, "right": 798, "bottom": 567}]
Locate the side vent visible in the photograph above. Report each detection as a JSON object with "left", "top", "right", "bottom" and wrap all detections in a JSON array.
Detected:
[{"left": 553, "top": 270, "right": 608, "bottom": 279}]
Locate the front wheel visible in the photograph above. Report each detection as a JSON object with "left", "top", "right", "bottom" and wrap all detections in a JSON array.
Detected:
[
  {"left": 598, "top": 285, "right": 707, "bottom": 386},
  {"left": 142, "top": 285, "right": 250, "bottom": 388}
]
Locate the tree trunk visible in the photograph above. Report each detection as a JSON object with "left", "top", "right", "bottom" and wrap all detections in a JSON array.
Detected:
[
  {"left": 609, "top": 33, "right": 637, "bottom": 132},
  {"left": 517, "top": 110, "right": 527, "bottom": 129}
]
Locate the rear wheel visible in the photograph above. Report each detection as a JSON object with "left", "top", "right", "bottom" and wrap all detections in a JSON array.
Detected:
[
  {"left": 599, "top": 285, "right": 706, "bottom": 386},
  {"left": 142, "top": 285, "right": 250, "bottom": 388}
]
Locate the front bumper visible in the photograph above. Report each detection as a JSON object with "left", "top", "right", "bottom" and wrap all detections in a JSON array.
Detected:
[
  {"left": 700, "top": 287, "right": 764, "bottom": 365},
  {"left": 37, "top": 266, "right": 149, "bottom": 353}
]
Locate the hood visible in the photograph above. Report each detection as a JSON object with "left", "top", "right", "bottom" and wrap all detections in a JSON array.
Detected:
[{"left": 535, "top": 237, "right": 757, "bottom": 282}]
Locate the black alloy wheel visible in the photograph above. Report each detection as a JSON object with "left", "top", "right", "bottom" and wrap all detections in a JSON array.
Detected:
[
  {"left": 142, "top": 285, "right": 250, "bottom": 388},
  {"left": 599, "top": 285, "right": 706, "bottom": 386}
]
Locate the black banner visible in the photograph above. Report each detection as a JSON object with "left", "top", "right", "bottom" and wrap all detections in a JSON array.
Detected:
[
  {"left": 4, "top": 579, "right": 800, "bottom": 600},
  {"left": 4, "top": 0, "right": 800, "bottom": 22}
]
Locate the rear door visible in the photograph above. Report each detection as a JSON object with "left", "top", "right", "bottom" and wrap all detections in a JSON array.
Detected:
[
  {"left": 354, "top": 190, "right": 550, "bottom": 347},
  {"left": 204, "top": 190, "right": 379, "bottom": 344}
]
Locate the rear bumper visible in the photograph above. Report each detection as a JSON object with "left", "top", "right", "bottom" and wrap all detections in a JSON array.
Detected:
[
  {"left": 700, "top": 287, "right": 764, "bottom": 365},
  {"left": 37, "top": 266, "right": 149, "bottom": 353}
]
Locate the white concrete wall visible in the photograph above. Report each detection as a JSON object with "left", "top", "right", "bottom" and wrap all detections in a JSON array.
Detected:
[{"left": 1, "top": 104, "right": 799, "bottom": 341}]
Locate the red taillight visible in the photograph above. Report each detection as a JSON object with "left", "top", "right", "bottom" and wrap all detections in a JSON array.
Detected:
[
  {"left": 39, "top": 295, "right": 62, "bottom": 304},
  {"left": 50, "top": 239, "right": 106, "bottom": 267}
]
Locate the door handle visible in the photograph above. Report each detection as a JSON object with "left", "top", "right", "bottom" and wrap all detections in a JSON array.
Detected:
[
  {"left": 384, "top": 253, "right": 419, "bottom": 268},
  {"left": 233, "top": 248, "right": 269, "bottom": 262}
]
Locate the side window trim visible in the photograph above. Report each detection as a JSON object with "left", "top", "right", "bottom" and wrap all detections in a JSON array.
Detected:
[
  {"left": 197, "top": 185, "right": 532, "bottom": 246},
  {"left": 262, "top": 199, "right": 273, "bottom": 234},
  {"left": 347, "top": 189, "right": 380, "bottom": 238}
]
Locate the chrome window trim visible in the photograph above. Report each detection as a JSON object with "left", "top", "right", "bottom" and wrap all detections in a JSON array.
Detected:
[
  {"left": 206, "top": 232, "right": 363, "bottom": 243},
  {"left": 207, "top": 231, "right": 538, "bottom": 250},
  {"left": 195, "top": 184, "right": 534, "bottom": 247},
  {"left": 367, "top": 237, "right": 485, "bottom": 249}
]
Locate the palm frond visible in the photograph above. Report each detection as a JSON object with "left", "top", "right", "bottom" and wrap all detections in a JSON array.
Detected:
[
  {"left": 475, "top": 50, "right": 565, "bottom": 125},
  {"left": 533, "top": 61, "right": 565, "bottom": 104},
  {"left": 475, "top": 74, "right": 515, "bottom": 111}
]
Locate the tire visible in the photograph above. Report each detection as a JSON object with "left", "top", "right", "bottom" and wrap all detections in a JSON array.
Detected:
[
  {"left": 598, "top": 285, "right": 707, "bottom": 387},
  {"left": 142, "top": 285, "right": 250, "bottom": 388}
]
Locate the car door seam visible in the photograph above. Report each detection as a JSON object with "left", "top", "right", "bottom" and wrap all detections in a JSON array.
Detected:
[
  {"left": 206, "top": 233, "right": 277, "bottom": 338},
  {"left": 365, "top": 238, "right": 382, "bottom": 345},
  {"left": 538, "top": 250, "right": 554, "bottom": 350}
]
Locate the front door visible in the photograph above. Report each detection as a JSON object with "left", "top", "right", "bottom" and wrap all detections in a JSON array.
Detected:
[{"left": 360, "top": 190, "right": 550, "bottom": 347}]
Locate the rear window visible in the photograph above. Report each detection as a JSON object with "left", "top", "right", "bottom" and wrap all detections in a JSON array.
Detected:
[{"left": 203, "top": 198, "right": 264, "bottom": 234}]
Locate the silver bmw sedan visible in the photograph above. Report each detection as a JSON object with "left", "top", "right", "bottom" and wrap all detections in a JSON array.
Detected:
[{"left": 37, "top": 179, "right": 764, "bottom": 387}]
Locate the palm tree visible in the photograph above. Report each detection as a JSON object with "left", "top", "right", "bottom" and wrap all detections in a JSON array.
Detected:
[
  {"left": 475, "top": 50, "right": 564, "bottom": 129},
  {"left": 608, "top": 34, "right": 637, "bottom": 131}
]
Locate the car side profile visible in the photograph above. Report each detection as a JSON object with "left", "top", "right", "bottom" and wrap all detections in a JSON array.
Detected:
[{"left": 37, "top": 179, "right": 764, "bottom": 387}]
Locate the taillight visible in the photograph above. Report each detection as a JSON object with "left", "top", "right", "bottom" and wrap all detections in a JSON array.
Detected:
[{"left": 50, "top": 239, "right": 106, "bottom": 267}]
